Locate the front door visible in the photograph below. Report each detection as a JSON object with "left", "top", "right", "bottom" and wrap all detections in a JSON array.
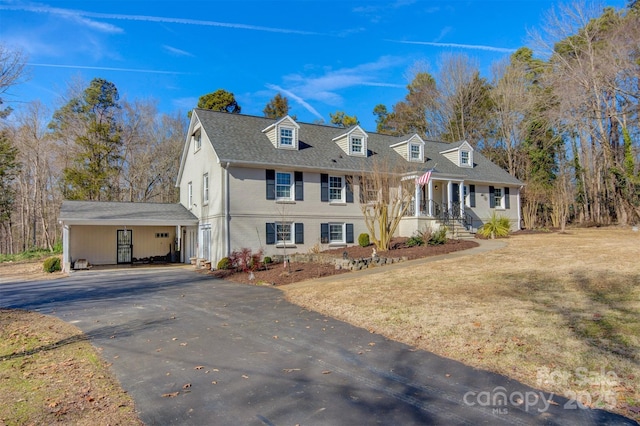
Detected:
[{"left": 117, "top": 229, "right": 133, "bottom": 264}]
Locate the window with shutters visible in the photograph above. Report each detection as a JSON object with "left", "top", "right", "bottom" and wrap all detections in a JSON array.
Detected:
[
  {"left": 276, "top": 222, "right": 292, "bottom": 244},
  {"left": 276, "top": 172, "right": 292, "bottom": 200},
  {"left": 329, "top": 176, "right": 344, "bottom": 202},
  {"left": 494, "top": 187, "right": 503, "bottom": 208}
]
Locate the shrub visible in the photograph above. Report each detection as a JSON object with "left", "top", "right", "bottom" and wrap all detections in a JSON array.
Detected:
[
  {"left": 263, "top": 256, "right": 272, "bottom": 264},
  {"left": 358, "top": 233, "right": 370, "bottom": 247},
  {"left": 477, "top": 213, "right": 511, "bottom": 239},
  {"left": 428, "top": 227, "right": 448, "bottom": 245},
  {"left": 229, "top": 248, "right": 263, "bottom": 272},
  {"left": 406, "top": 235, "right": 424, "bottom": 247},
  {"left": 43, "top": 256, "right": 61, "bottom": 273},
  {"left": 217, "top": 257, "right": 232, "bottom": 270}
]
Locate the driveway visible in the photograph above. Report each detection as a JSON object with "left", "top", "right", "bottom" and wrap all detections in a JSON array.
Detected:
[{"left": 0, "top": 267, "right": 635, "bottom": 425}]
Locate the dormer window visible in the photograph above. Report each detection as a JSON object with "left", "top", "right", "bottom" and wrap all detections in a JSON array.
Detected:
[
  {"left": 280, "top": 127, "right": 293, "bottom": 147},
  {"left": 410, "top": 144, "right": 422, "bottom": 161},
  {"left": 390, "top": 134, "right": 424, "bottom": 162},
  {"left": 262, "top": 116, "right": 300, "bottom": 150},
  {"left": 461, "top": 150, "right": 470, "bottom": 165},
  {"left": 350, "top": 137, "right": 363, "bottom": 154},
  {"left": 440, "top": 141, "right": 473, "bottom": 168}
]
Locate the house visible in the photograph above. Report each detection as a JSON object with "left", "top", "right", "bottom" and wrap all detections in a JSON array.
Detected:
[
  {"left": 58, "top": 201, "right": 198, "bottom": 272},
  {"left": 176, "top": 109, "right": 523, "bottom": 266}
]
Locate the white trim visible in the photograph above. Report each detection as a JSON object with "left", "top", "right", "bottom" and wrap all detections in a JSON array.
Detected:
[
  {"left": 328, "top": 222, "right": 346, "bottom": 244},
  {"left": 328, "top": 175, "right": 345, "bottom": 203}
]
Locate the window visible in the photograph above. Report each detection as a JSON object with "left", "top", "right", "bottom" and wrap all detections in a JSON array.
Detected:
[
  {"left": 280, "top": 127, "right": 293, "bottom": 146},
  {"left": 329, "top": 176, "right": 344, "bottom": 202},
  {"left": 194, "top": 130, "right": 201, "bottom": 151},
  {"left": 350, "top": 136, "right": 363, "bottom": 154},
  {"left": 276, "top": 172, "right": 293, "bottom": 200},
  {"left": 410, "top": 144, "right": 421, "bottom": 161},
  {"left": 276, "top": 222, "right": 293, "bottom": 244},
  {"left": 203, "top": 174, "right": 209, "bottom": 204},
  {"left": 329, "top": 223, "right": 344, "bottom": 243},
  {"left": 463, "top": 185, "right": 469, "bottom": 207},
  {"left": 360, "top": 177, "right": 378, "bottom": 203},
  {"left": 321, "top": 222, "right": 354, "bottom": 244},
  {"left": 460, "top": 151, "right": 470, "bottom": 166},
  {"left": 188, "top": 182, "right": 193, "bottom": 208},
  {"left": 155, "top": 232, "right": 169, "bottom": 238},
  {"left": 494, "top": 187, "right": 503, "bottom": 208}
]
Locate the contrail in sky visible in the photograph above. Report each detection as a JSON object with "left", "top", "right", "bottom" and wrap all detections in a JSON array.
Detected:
[{"left": 388, "top": 39, "right": 517, "bottom": 53}]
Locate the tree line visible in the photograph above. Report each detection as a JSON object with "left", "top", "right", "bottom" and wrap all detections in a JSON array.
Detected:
[{"left": 0, "top": 1, "right": 638, "bottom": 254}]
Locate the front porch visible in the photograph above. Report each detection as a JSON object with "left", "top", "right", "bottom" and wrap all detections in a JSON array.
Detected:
[{"left": 401, "top": 178, "right": 476, "bottom": 238}]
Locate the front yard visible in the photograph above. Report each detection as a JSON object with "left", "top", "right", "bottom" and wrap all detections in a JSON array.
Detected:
[{"left": 281, "top": 227, "right": 640, "bottom": 421}]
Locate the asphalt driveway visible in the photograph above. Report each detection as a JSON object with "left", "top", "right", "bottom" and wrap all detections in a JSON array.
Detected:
[{"left": 0, "top": 267, "right": 635, "bottom": 425}]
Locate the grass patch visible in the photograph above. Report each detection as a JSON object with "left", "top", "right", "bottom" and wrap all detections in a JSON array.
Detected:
[
  {"left": 0, "top": 309, "right": 141, "bottom": 425},
  {"left": 281, "top": 227, "right": 640, "bottom": 421},
  {"left": 0, "top": 247, "right": 61, "bottom": 264}
]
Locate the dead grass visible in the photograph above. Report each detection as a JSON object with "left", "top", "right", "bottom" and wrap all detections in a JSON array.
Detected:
[
  {"left": 0, "top": 309, "right": 142, "bottom": 425},
  {"left": 281, "top": 227, "right": 640, "bottom": 421}
]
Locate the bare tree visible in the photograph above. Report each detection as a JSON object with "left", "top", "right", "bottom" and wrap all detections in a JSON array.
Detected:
[{"left": 352, "top": 158, "right": 415, "bottom": 251}]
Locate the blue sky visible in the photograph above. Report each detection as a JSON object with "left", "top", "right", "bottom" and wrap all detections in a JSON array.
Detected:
[{"left": 0, "top": 0, "right": 628, "bottom": 130}]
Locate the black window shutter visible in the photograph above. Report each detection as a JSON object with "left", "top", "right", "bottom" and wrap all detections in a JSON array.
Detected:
[
  {"left": 266, "top": 169, "right": 275, "bottom": 200},
  {"left": 295, "top": 223, "right": 304, "bottom": 244},
  {"left": 489, "top": 186, "right": 495, "bottom": 208},
  {"left": 320, "top": 174, "right": 329, "bottom": 202},
  {"left": 346, "top": 224, "right": 354, "bottom": 243},
  {"left": 504, "top": 187, "right": 510, "bottom": 209},
  {"left": 469, "top": 184, "right": 476, "bottom": 208},
  {"left": 345, "top": 176, "right": 354, "bottom": 203},
  {"left": 295, "top": 171, "right": 304, "bottom": 201},
  {"left": 266, "top": 223, "right": 275, "bottom": 244},
  {"left": 320, "top": 223, "right": 329, "bottom": 243}
]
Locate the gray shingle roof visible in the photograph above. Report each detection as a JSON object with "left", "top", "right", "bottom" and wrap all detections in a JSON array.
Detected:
[
  {"left": 194, "top": 109, "right": 522, "bottom": 186},
  {"left": 59, "top": 201, "right": 198, "bottom": 225}
]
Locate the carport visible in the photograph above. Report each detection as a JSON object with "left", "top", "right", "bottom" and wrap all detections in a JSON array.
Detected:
[{"left": 58, "top": 200, "right": 198, "bottom": 272}]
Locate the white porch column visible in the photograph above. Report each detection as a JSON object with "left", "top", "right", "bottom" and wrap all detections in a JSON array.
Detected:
[
  {"left": 459, "top": 182, "right": 464, "bottom": 216},
  {"left": 447, "top": 180, "right": 453, "bottom": 212},
  {"left": 414, "top": 181, "right": 421, "bottom": 217},
  {"left": 62, "top": 224, "right": 70, "bottom": 273},
  {"left": 428, "top": 179, "right": 434, "bottom": 217}
]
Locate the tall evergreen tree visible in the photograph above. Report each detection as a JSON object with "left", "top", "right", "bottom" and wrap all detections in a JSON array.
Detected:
[
  {"left": 49, "top": 78, "right": 123, "bottom": 201},
  {"left": 0, "top": 129, "right": 20, "bottom": 226},
  {"left": 263, "top": 93, "right": 293, "bottom": 119},
  {"left": 196, "top": 89, "right": 241, "bottom": 113}
]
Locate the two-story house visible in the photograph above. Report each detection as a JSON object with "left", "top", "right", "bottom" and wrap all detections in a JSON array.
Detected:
[{"left": 176, "top": 109, "right": 523, "bottom": 266}]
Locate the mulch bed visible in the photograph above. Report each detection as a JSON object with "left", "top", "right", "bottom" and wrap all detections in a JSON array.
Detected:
[{"left": 206, "top": 238, "right": 478, "bottom": 286}]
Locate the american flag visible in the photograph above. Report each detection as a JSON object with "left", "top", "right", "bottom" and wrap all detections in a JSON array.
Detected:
[{"left": 416, "top": 169, "right": 432, "bottom": 186}]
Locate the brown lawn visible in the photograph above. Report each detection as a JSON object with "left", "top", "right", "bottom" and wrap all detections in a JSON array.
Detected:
[{"left": 280, "top": 227, "right": 640, "bottom": 421}]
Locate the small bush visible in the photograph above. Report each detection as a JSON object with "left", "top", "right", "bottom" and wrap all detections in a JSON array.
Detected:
[
  {"left": 358, "top": 233, "right": 370, "bottom": 247},
  {"left": 406, "top": 235, "right": 424, "bottom": 247},
  {"left": 216, "top": 257, "right": 231, "bottom": 270},
  {"left": 43, "top": 256, "right": 61, "bottom": 273},
  {"left": 477, "top": 213, "right": 511, "bottom": 239},
  {"left": 229, "top": 248, "right": 263, "bottom": 272},
  {"left": 428, "top": 227, "right": 448, "bottom": 245},
  {"left": 263, "top": 256, "right": 272, "bottom": 264}
]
